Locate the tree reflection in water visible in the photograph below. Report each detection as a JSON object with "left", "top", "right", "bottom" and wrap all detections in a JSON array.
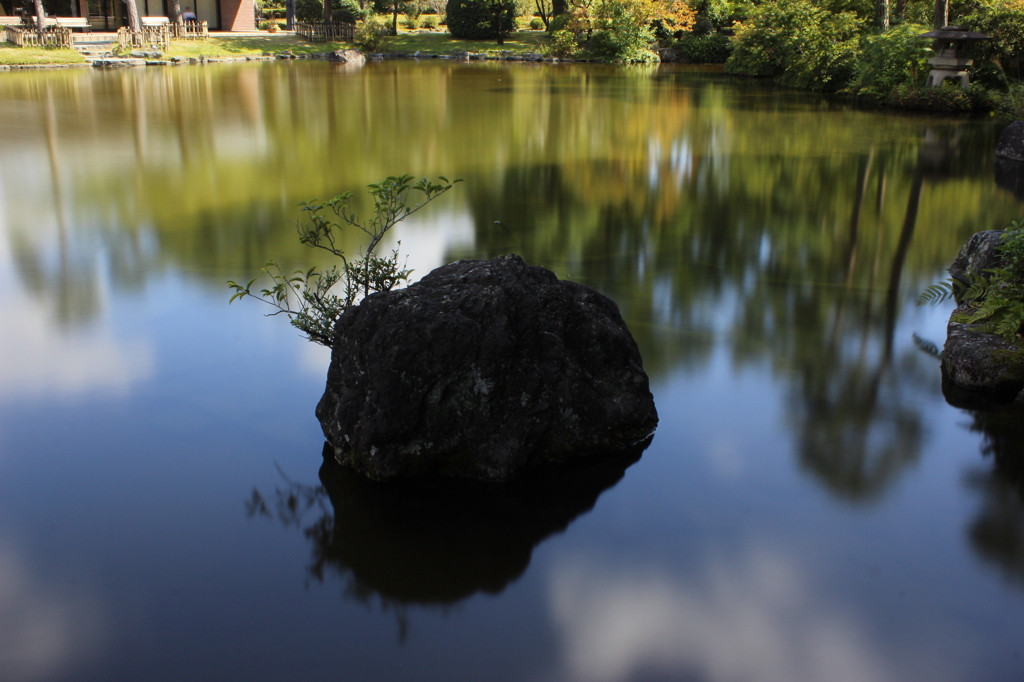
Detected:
[
  {"left": 247, "top": 441, "right": 647, "bottom": 634},
  {"left": 946, "top": 382, "right": 1024, "bottom": 586}
]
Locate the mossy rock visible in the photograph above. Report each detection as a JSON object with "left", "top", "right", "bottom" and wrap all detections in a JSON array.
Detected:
[{"left": 943, "top": 304, "right": 1024, "bottom": 401}]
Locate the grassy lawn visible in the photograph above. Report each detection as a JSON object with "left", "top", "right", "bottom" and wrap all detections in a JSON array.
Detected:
[
  {"left": 161, "top": 35, "right": 352, "bottom": 58},
  {"left": 0, "top": 45, "right": 86, "bottom": 65},
  {"left": 0, "top": 28, "right": 550, "bottom": 66},
  {"left": 379, "top": 29, "right": 548, "bottom": 55}
]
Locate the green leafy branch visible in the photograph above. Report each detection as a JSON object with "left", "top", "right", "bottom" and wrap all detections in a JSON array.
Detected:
[{"left": 228, "top": 174, "right": 461, "bottom": 348}]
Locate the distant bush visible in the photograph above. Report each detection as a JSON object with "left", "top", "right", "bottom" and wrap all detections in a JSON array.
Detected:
[
  {"left": 356, "top": 17, "right": 392, "bottom": 50},
  {"left": 404, "top": 15, "right": 420, "bottom": 28},
  {"left": 675, "top": 32, "right": 731, "bottom": 62},
  {"left": 421, "top": 13, "right": 439, "bottom": 27},
  {"left": 963, "top": 0, "right": 1024, "bottom": 81},
  {"left": 724, "top": 0, "right": 861, "bottom": 92},
  {"left": 446, "top": 0, "right": 517, "bottom": 38},
  {"left": 846, "top": 23, "right": 930, "bottom": 99},
  {"left": 885, "top": 81, "right": 991, "bottom": 112},
  {"left": 295, "top": 0, "right": 366, "bottom": 22},
  {"left": 530, "top": 16, "right": 544, "bottom": 28},
  {"left": 546, "top": 27, "right": 579, "bottom": 55}
]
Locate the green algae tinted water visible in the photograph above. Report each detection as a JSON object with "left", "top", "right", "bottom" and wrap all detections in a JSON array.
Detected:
[{"left": 0, "top": 59, "right": 1023, "bottom": 681}]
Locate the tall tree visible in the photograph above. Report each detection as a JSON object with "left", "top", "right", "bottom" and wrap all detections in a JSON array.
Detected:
[
  {"left": 876, "top": 0, "right": 889, "bottom": 30},
  {"left": 126, "top": 0, "right": 142, "bottom": 31},
  {"left": 934, "top": 0, "right": 948, "bottom": 28},
  {"left": 33, "top": 0, "right": 43, "bottom": 41}
]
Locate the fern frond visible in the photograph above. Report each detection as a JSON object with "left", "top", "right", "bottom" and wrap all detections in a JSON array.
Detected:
[{"left": 917, "top": 280, "right": 957, "bottom": 306}]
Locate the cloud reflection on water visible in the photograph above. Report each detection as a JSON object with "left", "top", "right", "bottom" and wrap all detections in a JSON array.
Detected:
[
  {"left": 547, "top": 546, "right": 959, "bottom": 682},
  {"left": 0, "top": 540, "right": 108, "bottom": 682}
]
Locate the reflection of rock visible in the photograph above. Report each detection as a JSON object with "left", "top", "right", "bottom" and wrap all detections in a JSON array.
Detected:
[
  {"left": 994, "top": 157, "right": 1024, "bottom": 201},
  {"left": 317, "top": 254, "right": 658, "bottom": 481},
  {"left": 960, "top": 404, "right": 1024, "bottom": 585},
  {"left": 310, "top": 439, "right": 647, "bottom": 605}
]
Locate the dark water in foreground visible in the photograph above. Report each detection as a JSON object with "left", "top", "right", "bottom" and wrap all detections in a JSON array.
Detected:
[{"left": 1, "top": 59, "right": 1024, "bottom": 681}]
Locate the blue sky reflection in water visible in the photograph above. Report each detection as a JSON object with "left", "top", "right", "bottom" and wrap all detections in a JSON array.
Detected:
[{"left": 0, "top": 60, "right": 1022, "bottom": 681}]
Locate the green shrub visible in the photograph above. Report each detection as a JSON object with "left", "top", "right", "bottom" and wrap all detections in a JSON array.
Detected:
[
  {"left": 446, "top": 0, "right": 517, "bottom": 38},
  {"left": 295, "top": 0, "right": 366, "bottom": 22},
  {"left": 675, "top": 32, "right": 732, "bottom": 62},
  {"left": 547, "top": 12, "right": 570, "bottom": 32},
  {"left": 920, "top": 220, "right": 1024, "bottom": 342},
  {"left": 404, "top": 15, "right": 420, "bottom": 27},
  {"left": 546, "top": 27, "right": 579, "bottom": 55},
  {"left": 963, "top": 0, "right": 1024, "bottom": 81},
  {"left": 724, "top": 0, "right": 862, "bottom": 92},
  {"left": 421, "top": 13, "right": 439, "bottom": 27},
  {"left": 885, "top": 81, "right": 976, "bottom": 112},
  {"left": 846, "top": 23, "right": 931, "bottom": 99},
  {"left": 356, "top": 18, "right": 392, "bottom": 50},
  {"left": 530, "top": 16, "right": 544, "bottom": 28},
  {"left": 404, "top": 0, "right": 424, "bottom": 18}
]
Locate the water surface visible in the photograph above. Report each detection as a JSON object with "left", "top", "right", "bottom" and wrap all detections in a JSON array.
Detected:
[{"left": 1, "top": 60, "right": 1023, "bottom": 682}]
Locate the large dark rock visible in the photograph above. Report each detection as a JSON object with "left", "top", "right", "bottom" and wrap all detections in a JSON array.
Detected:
[
  {"left": 942, "top": 230, "right": 1024, "bottom": 402},
  {"left": 997, "top": 121, "right": 1024, "bottom": 163},
  {"left": 943, "top": 306, "right": 1024, "bottom": 400},
  {"left": 948, "top": 230, "right": 1003, "bottom": 289},
  {"left": 315, "top": 254, "right": 658, "bottom": 481}
]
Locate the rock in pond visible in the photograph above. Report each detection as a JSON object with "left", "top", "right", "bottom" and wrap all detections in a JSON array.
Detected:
[
  {"left": 942, "top": 230, "right": 1024, "bottom": 401},
  {"left": 316, "top": 254, "right": 658, "bottom": 481},
  {"left": 997, "top": 121, "right": 1024, "bottom": 163},
  {"left": 329, "top": 48, "right": 365, "bottom": 64}
]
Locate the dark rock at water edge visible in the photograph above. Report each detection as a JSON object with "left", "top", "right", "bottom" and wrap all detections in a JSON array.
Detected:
[
  {"left": 949, "top": 230, "right": 1003, "bottom": 288},
  {"left": 316, "top": 254, "right": 658, "bottom": 481},
  {"left": 942, "top": 231, "right": 1024, "bottom": 402},
  {"left": 943, "top": 306, "right": 1024, "bottom": 400},
  {"left": 997, "top": 121, "right": 1024, "bottom": 163}
]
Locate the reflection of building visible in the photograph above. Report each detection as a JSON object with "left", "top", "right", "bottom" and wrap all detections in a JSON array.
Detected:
[{"left": 0, "top": 0, "right": 254, "bottom": 31}]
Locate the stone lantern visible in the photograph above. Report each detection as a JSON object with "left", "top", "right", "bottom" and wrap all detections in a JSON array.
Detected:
[{"left": 919, "top": 26, "right": 991, "bottom": 88}]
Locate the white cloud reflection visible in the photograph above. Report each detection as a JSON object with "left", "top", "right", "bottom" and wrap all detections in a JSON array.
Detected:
[
  {"left": 0, "top": 540, "right": 108, "bottom": 682},
  {"left": 0, "top": 297, "right": 154, "bottom": 402},
  {"left": 547, "top": 546, "right": 960, "bottom": 682}
]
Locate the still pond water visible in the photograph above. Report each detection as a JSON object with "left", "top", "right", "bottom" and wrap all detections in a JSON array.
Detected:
[{"left": 1, "top": 59, "right": 1024, "bottom": 682}]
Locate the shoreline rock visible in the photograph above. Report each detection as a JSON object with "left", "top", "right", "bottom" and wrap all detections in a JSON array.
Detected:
[{"left": 942, "top": 231, "right": 1024, "bottom": 403}]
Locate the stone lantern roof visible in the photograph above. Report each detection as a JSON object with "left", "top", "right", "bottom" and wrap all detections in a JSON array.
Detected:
[{"left": 918, "top": 26, "right": 991, "bottom": 41}]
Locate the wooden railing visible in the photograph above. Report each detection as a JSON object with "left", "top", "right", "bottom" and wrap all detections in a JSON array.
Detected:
[
  {"left": 117, "top": 24, "right": 170, "bottom": 50},
  {"left": 170, "top": 20, "right": 208, "bottom": 40},
  {"left": 5, "top": 24, "right": 73, "bottom": 48},
  {"left": 295, "top": 21, "right": 355, "bottom": 42}
]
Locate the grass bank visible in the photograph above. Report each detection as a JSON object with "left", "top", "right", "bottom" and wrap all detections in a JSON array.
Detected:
[{"left": 0, "top": 46, "right": 85, "bottom": 65}]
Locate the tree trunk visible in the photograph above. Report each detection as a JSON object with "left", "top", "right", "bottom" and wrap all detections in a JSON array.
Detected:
[
  {"left": 325, "top": 0, "right": 333, "bottom": 23},
  {"left": 170, "top": 0, "right": 182, "bottom": 22},
  {"left": 553, "top": 0, "right": 566, "bottom": 16},
  {"left": 875, "top": 0, "right": 889, "bottom": 30},
  {"left": 286, "top": 0, "right": 295, "bottom": 29},
  {"left": 933, "top": 0, "right": 947, "bottom": 29},
  {"left": 33, "top": 0, "right": 43, "bottom": 42},
  {"left": 392, "top": 0, "right": 398, "bottom": 35},
  {"left": 125, "top": 0, "right": 141, "bottom": 32}
]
